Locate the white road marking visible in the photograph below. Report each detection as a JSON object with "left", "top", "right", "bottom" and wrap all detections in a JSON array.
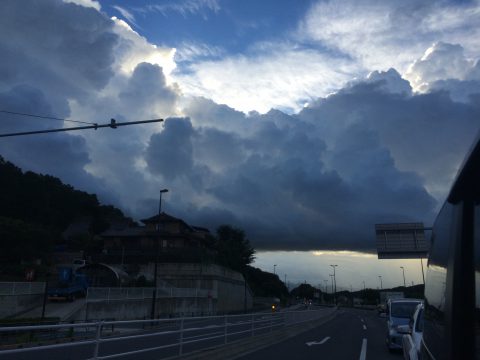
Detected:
[
  {"left": 359, "top": 338, "right": 367, "bottom": 360},
  {"left": 360, "top": 318, "right": 364, "bottom": 323},
  {"left": 306, "top": 336, "right": 330, "bottom": 346},
  {"left": 320, "top": 336, "right": 330, "bottom": 344},
  {"left": 363, "top": 324, "right": 367, "bottom": 330}
]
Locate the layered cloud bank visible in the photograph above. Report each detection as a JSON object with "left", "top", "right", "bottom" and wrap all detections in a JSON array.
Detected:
[{"left": 1, "top": 0, "right": 479, "bottom": 252}]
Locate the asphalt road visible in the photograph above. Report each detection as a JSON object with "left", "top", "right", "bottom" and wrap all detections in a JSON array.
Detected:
[
  {"left": 237, "top": 308, "right": 401, "bottom": 360},
  {"left": 0, "top": 307, "right": 386, "bottom": 360}
]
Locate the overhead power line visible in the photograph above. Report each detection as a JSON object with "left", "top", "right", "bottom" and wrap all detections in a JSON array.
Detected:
[
  {"left": 0, "top": 109, "right": 95, "bottom": 125},
  {"left": 0, "top": 118, "right": 163, "bottom": 138}
]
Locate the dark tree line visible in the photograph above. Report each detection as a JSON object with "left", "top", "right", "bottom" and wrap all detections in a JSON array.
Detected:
[
  {"left": 211, "top": 225, "right": 288, "bottom": 299},
  {"left": 0, "top": 156, "right": 133, "bottom": 264},
  {"left": 213, "top": 225, "right": 255, "bottom": 271}
]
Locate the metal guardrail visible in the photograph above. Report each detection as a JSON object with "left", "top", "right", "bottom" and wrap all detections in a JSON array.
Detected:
[
  {"left": 0, "top": 282, "right": 46, "bottom": 295},
  {"left": 0, "top": 307, "right": 335, "bottom": 359},
  {"left": 86, "top": 287, "right": 218, "bottom": 302}
]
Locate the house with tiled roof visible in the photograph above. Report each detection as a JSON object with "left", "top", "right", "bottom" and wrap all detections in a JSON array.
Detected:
[{"left": 100, "top": 212, "right": 215, "bottom": 264}]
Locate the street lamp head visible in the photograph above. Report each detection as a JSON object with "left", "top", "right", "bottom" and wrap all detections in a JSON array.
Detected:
[{"left": 160, "top": 189, "right": 169, "bottom": 193}]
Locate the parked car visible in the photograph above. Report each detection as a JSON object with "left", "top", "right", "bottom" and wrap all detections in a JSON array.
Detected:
[
  {"left": 386, "top": 298, "right": 423, "bottom": 351},
  {"left": 401, "top": 303, "right": 424, "bottom": 360},
  {"left": 420, "top": 134, "right": 480, "bottom": 359}
]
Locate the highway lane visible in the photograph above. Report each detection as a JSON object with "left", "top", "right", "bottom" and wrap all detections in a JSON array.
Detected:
[{"left": 237, "top": 308, "right": 401, "bottom": 360}]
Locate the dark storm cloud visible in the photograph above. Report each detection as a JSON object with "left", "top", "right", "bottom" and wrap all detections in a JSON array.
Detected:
[
  {"left": 143, "top": 74, "right": 451, "bottom": 251},
  {"left": 1, "top": 0, "right": 479, "bottom": 252},
  {"left": 0, "top": 0, "right": 117, "bottom": 104},
  {"left": 119, "top": 62, "right": 177, "bottom": 110},
  {"left": 145, "top": 118, "right": 195, "bottom": 180},
  {"left": 0, "top": 0, "right": 118, "bottom": 200},
  {"left": 177, "top": 68, "right": 475, "bottom": 251},
  {"left": 0, "top": 85, "right": 111, "bottom": 199}
]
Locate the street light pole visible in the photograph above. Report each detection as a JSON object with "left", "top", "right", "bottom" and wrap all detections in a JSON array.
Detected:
[
  {"left": 273, "top": 264, "right": 277, "bottom": 275},
  {"left": 329, "top": 274, "right": 334, "bottom": 302},
  {"left": 378, "top": 275, "right": 383, "bottom": 290},
  {"left": 324, "top": 279, "right": 329, "bottom": 294},
  {"left": 330, "top": 265, "right": 338, "bottom": 305},
  {"left": 41, "top": 273, "right": 50, "bottom": 320},
  {"left": 151, "top": 188, "right": 168, "bottom": 320},
  {"left": 363, "top": 281, "right": 366, "bottom": 303},
  {"left": 400, "top": 266, "right": 406, "bottom": 287}
]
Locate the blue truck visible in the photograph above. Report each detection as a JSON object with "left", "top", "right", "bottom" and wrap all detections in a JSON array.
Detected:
[{"left": 47, "top": 266, "right": 89, "bottom": 301}]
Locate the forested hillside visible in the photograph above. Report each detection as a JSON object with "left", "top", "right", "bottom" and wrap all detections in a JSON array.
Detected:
[{"left": 0, "top": 156, "right": 133, "bottom": 264}]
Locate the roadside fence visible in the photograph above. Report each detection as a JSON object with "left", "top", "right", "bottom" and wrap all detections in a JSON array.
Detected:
[
  {"left": 0, "top": 307, "right": 335, "bottom": 360},
  {"left": 0, "top": 282, "right": 45, "bottom": 296}
]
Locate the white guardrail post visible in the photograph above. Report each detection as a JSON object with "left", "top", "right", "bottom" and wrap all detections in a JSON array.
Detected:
[
  {"left": 92, "top": 321, "right": 103, "bottom": 359},
  {"left": 251, "top": 313, "right": 254, "bottom": 337},
  {"left": 223, "top": 315, "right": 228, "bottom": 345},
  {"left": 179, "top": 318, "right": 184, "bottom": 356}
]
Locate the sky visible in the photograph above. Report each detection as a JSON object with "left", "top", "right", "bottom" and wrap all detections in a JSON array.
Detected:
[{"left": 1, "top": 0, "right": 480, "bottom": 288}]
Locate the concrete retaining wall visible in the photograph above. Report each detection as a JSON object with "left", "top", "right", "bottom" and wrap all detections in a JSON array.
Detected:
[
  {"left": 72, "top": 296, "right": 217, "bottom": 321},
  {"left": 66, "top": 263, "right": 252, "bottom": 321},
  {"left": 139, "top": 263, "right": 253, "bottom": 313},
  {"left": 0, "top": 294, "right": 43, "bottom": 318}
]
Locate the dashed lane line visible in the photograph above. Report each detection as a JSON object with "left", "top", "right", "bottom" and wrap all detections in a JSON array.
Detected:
[
  {"left": 319, "top": 336, "right": 330, "bottom": 344},
  {"left": 359, "top": 338, "right": 367, "bottom": 360}
]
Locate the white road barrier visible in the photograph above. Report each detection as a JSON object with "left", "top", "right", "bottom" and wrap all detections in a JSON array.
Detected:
[{"left": 0, "top": 307, "right": 336, "bottom": 359}]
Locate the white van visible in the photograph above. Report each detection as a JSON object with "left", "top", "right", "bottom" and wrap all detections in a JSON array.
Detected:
[
  {"left": 401, "top": 303, "right": 424, "bottom": 360},
  {"left": 386, "top": 299, "right": 423, "bottom": 350}
]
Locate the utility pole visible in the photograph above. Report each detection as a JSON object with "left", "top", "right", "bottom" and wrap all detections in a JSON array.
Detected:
[
  {"left": 244, "top": 272, "right": 248, "bottom": 313},
  {"left": 363, "top": 281, "right": 366, "bottom": 303},
  {"left": 378, "top": 275, "right": 383, "bottom": 290},
  {"left": 420, "top": 258, "right": 425, "bottom": 285},
  {"left": 0, "top": 118, "right": 163, "bottom": 137},
  {"left": 151, "top": 188, "right": 168, "bottom": 320},
  {"left": 273, "top": 264, "right": 277, "bottom": 275},
  {"left": 400, "top": 266, "right": 406, "bottom": 287},
  {"left": 329, "top": 274, "right": 334, "bottom": 302},
  {"left": 330, "top": 265, "right": 338, "bottom": 305},
  {"left": 41, "top": 273, "right": 50, "bottom": 320}
]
